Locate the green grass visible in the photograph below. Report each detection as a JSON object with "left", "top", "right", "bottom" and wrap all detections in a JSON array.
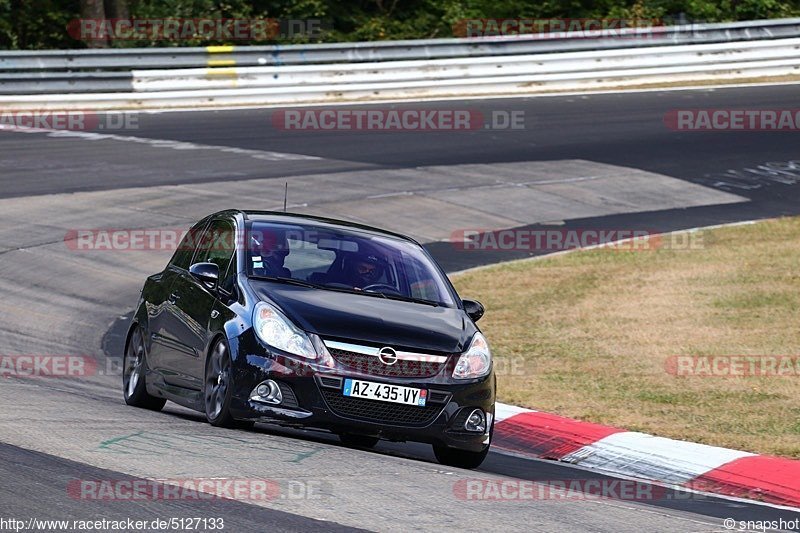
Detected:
[{"left": 452, "top": 217, "right": 800, "bottom": 457}]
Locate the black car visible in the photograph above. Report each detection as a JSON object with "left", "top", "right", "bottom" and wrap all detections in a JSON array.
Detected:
[{"left": 123, "top": 210, "right": 495, "bottom": 468}]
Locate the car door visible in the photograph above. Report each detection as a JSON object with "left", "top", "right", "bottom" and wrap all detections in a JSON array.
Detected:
[
  {"left": 147, "top": 219, "right": 209, "bottom": 377},
  {"left": 160, "top": 217, "right": 237, "bottom": 390}
]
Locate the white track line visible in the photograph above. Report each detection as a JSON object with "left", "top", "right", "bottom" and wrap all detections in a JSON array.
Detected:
[
  {"left": 450, "top": 220, "right": 762, "bottom": 276},
  {"left": 121, "top": 80, "right": 800, "bottom": 114},
  {"left": 0, "top": 126, "right": 321, "bottom": 161}
]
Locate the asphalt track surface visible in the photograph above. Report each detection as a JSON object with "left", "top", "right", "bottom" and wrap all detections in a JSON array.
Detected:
[{"left": 1, "top": 84, "right": 800, "bottom": 532}]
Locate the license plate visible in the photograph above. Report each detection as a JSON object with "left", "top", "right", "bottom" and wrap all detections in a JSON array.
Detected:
[{"left": 343, "top": 378, "right": 427, "bottom": 406}]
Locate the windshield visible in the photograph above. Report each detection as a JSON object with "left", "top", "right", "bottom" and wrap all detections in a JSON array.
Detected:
[{"left": 245, "top": 221, "right": 456, "bottom": 307}]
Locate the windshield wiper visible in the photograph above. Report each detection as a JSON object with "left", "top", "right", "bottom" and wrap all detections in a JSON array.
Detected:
[
  {"left": 375, "top": 293, "right": 440, "bottom": 307},
  {"left": 250, "top": 275, "right": 441, "bottom": 306},
  {"left": 249, "top": 275, "right": 320, "bottom": 289},
  {"left": 250, "top": 276, "right": 369, "bottom": 297}
]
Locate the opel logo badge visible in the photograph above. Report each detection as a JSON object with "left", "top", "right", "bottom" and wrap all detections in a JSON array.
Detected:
[{"left": 378, "top": 347, "right": 398, "bottom": 366}]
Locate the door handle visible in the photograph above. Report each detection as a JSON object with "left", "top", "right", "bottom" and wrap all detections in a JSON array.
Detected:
[{"left": 168, "top": 292, "right": 181, "bottom": 304}]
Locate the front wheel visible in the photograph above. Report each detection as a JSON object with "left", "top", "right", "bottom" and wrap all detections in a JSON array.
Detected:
[
  {"left": 433, "top": 443, "right": 490, "bottom": 469},
  {"left": 204, "top": 339, "right": 237, "bottom": 427},
  {"left": 338, "top": 434, "right": 380, "bottom": 448},
  {"left": 123, "top": 326, "right": 166, "bottom": 411},
  {"left": 433, "top": 420, "right": 493, "bottom": 469}
]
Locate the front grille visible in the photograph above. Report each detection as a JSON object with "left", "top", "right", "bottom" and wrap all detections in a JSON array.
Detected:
[
  {"left": 319, "top": 376, "right": 343, "bottom": 389},
  {"left": 320, "top": 388, "right": 444, "bottom": 427},
  {"left": 276, "top": 381, "right": 299, "bottom": 409},
  {"left": 328, "top": 347, "right": 445, "bottom": 378},
  {"left": 428, "top": 391, "right": 450, "bottom": 403}
]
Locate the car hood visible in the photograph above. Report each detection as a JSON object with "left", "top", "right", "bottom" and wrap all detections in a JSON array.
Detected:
[{"left": 249, "top": 281, "right": 472, "bottom": 353}]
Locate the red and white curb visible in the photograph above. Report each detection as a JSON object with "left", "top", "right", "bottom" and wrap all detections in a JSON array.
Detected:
[{"left": 493, "top": 403, "right": 800, "bottom": 508}]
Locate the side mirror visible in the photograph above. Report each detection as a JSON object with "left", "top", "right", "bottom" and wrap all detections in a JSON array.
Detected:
[
  {"left": 189, "top": 262, "right": 219, "bottom": 289},
  {"left": 462, "top": 299, "right": 485, "bottom": 322}
]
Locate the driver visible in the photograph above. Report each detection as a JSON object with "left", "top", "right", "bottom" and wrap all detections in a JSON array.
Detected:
[
  {"left": 343, "top": 253, "right": 383, "bottom": 289},
  {"left": 250, "top": 229, "right": 291, "bottom": 278}
]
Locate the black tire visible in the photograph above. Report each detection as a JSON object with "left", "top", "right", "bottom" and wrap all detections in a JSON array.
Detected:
[
  {"left": 123, "top": 326, "right": 166, "bottom": 411},
  {"left": 433, "top": 443, "right": 490, "bottom": 469},
  {"left": 338, "top": 434, "right": 380, "bottom": 448},
  {"left": 433, "top": 419, "right": 493, "bottom": 469},
  {"left": 204, "top": 339, "right": 237, "bottom": 427}
]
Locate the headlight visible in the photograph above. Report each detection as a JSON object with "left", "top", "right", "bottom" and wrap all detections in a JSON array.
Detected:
[
  {"left": 453, "top": 332, "right": 492, "bottom": 379},
  {"left": 253, "top": 302, "right": 316, "bottom": 359}
]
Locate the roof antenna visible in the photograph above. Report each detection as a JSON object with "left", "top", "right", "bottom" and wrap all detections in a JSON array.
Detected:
[{"left": 283, "top": 182, "right": 288, "bottom": 212}]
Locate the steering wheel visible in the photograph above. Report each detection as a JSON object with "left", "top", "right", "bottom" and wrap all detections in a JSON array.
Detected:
[{"left": 362, "top": 283, "right": 401, "bottom": 294}]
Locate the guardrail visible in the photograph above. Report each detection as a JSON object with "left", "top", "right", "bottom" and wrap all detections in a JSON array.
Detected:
[
  {"left": 0, "top": 18, "right": 798, "bottom": 109},
  {"left": 2, "top": 18, "right": 800, "bottom": 71}
]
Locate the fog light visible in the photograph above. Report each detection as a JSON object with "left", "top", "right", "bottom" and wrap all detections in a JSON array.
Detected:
[
  {"left": 464, "top": 409, "right": 486, "bottom": 433},
  {"left": 250, "top": 380, "right": 283, "bottom": 405}
]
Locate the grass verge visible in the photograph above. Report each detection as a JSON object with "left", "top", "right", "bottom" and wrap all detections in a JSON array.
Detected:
[{"left": 452, "top": 217, "right": 800, "bottom": 457}]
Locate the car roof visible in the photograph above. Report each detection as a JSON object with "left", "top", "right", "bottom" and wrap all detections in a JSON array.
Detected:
[{"left": 232, "top": 210, "right": 419, "bottom": 244}]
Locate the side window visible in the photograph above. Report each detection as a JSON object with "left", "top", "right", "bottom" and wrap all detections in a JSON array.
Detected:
[
  {"left": 195, "top": 218, "right": 237, "bottom": 278},
  {"left": 168, "top": 221, "right": 208, "bottom": 271},
  {"left": 219, "top": 251, "right": 239, "bottom": 298}
]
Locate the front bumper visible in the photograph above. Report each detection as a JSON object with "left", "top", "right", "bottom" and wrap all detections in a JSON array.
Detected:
[{"left": 228, "top": 330, "right": 495, "bottom": 452}]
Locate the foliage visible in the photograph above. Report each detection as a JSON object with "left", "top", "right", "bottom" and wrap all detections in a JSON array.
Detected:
[{"left": 0, "top": 0, "right": 798, "bottom": 49}]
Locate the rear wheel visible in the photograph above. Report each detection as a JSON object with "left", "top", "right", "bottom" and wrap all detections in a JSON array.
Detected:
[
  {"left": 204, "top": 339, "right": 237, "bottom": 427},
  {"left": 338, "top": 434, "right": 380, "bottom": 448},
  {"left": 122, "top": 327, "right": 166, "bottom": 411}
]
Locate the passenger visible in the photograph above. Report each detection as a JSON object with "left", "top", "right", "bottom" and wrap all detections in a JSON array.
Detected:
[{"left": 250, "top": 230, "right": 291, "bottom": 278}]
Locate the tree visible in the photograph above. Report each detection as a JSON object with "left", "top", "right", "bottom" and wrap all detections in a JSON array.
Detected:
[
  {"left": 105, "top": 0, "right": 128, "bottom": 20},
  {"left": 80, "top": 0, "right": 107, "bottom": 47}
]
